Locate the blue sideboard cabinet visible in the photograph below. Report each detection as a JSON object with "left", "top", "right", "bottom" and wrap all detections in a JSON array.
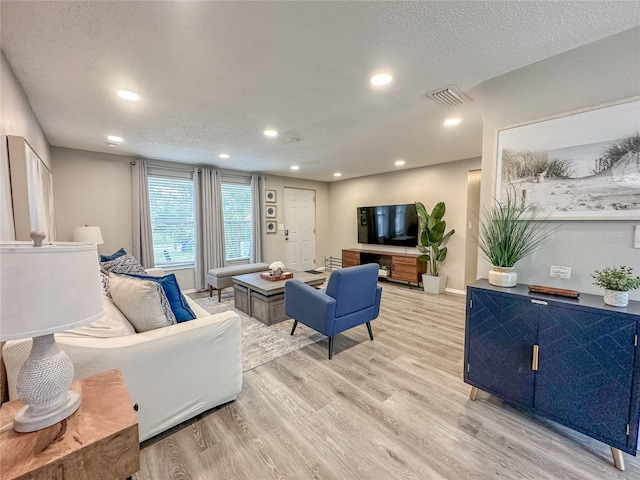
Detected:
[{"left": 464, "top": 279, "right": 640, "bottom": 471}]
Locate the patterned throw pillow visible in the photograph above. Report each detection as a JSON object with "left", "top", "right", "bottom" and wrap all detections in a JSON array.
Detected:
[
  {"left": 99, "top": 267, "right": 112, "bottom": 298},
  {"left": 100, "top": 254, "right": 146, "bottom": 275},
  {"left": 108, "top": 274, "right": 177, "bottom": 332}
]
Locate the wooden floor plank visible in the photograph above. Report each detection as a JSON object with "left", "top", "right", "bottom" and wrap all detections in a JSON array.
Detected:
[{"left": 134, "top": 281, "right": 639, "bottom": 479}]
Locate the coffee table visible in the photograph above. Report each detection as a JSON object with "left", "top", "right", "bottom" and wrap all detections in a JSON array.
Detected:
[{"left": 232, "top": 270, "right": 326, "bottom": 325}]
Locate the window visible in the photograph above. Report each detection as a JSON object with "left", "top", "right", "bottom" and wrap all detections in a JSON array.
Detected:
[
  {"left": 221, "top": 181, "right": 252, "bottom": 262},
  {"left": 148, "top": 175, "right": 196, "bottom": 267}
]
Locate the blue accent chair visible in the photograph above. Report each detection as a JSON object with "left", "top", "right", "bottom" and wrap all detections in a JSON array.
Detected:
[{"left": 285, "top": 263, "right": 382, "bottom": 359}]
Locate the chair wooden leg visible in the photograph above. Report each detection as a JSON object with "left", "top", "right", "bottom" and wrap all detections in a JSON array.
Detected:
[
  {"left": 217, "top": 288, "right": 222, "bottom": 302},
  {"left": 328, "top": 336, "right": 334, "bottom": 360},
  {"left": 366, "top": 322, "right": 374, "bottom": 341},
  {"left": 290, "top": 320, "right": 298, "bottom": 336},
  {"left": 209, "top": 286, "right": 213, "bottom": 297}
]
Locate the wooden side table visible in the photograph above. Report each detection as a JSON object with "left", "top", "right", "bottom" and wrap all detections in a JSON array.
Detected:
[{"left": 0, "top": 369, "right": 139, "bottom": 479}]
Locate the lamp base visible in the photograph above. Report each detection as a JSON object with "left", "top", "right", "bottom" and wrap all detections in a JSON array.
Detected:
[
  {"left": 14, "top": 390, "right": 81, "bottom": 432},
  {"left": 14, "top": 334, "right": 81, "bottom": 433}
]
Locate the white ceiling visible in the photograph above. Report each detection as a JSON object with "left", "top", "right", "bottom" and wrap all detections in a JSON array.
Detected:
[{"left": 1, "top": 1, "right": 639, "bottom": 182}]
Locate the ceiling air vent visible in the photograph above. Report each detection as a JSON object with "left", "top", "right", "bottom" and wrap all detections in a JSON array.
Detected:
[{"left": 424, "top": 85, "right": 472, "bottom": 108}]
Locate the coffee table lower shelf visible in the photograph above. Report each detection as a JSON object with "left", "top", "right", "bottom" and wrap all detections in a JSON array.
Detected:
[{"left": 234, "top": 284, "right": 288, "bottom": 325}]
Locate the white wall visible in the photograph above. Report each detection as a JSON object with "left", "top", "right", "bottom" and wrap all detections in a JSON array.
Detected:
[
  {"left": 479, "top": 27, "right": 640, "bottom": 300},
  {"left": 0, "top": 50, "right": 51, "bottom": 240},
  {"left": 262, "top": 175, "right": 330, "bottom": 267},
  {"left": 51, "top": 147, "right": 135, "bottom": 254},
  {"left": 328, "top": 157, "right": 481, "bottom": 292}
]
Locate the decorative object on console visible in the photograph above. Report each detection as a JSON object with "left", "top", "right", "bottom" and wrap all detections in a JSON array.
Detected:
[
  {"left": 0, "top": 231, "right": 105, "bottom": 432},
  {"left": 591, "top": 265, "right": 640, "bottom": 307},
  {"left": 266, "top": 221, "right": 277, "bottom": 234},
  {"left": 269, "top": 260, "right": 285, "bottom": 277},
  {"left": 72, "top": 225, "right": 104, "bottom": 245},
  {"left": 265, "top": 189, "right": 276, "bottom": 203},
  {"left": 415, "top": 201, "right": 455, "bottom": 294},
  {"left": 476, "top": 188, "right": 558, "bottom": 287},
  {"left": 266, "top": 205, "right": 277, "bottom": 218}
]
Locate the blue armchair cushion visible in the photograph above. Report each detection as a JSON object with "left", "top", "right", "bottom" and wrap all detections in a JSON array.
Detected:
[
  {"left": 325, "top": 263, "right": 380, "bottom": 318},
  {"left": 285, "top": 263, "right": 382, "bottom": 338}
]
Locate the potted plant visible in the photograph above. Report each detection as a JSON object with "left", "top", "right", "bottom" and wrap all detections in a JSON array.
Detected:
[
  {"left": 416, "top": 201, "right": 455, "bottom": 294},
  {"left": 476, "top": 189, "right": 558, "bottom": 287},
  {"left": 591, "top": 266, "right": 640, "bottom": 307}
]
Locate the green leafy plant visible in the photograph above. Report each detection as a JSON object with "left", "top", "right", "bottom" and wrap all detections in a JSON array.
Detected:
[
  {"left": 591, "top": 266, "right": 640, "bottom": 292},
  {"left": 476, "top": 189, "right": 558, "bottom": 267},
  {"left": 415, "top": 201, "right": 455, "bottom": 277}
]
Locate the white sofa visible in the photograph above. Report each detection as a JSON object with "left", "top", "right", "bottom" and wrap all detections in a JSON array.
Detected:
[{"left": 3, "top": 291, "right": 242, "bottom": 442}]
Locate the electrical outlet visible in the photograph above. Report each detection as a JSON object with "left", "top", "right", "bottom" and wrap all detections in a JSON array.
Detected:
[{"left": 550, "top": 265, "right": 572, "bottom": 279}]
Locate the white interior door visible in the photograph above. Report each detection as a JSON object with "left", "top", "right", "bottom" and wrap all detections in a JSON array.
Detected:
[{"left": 284, "top": 188, "right": 316, "bottom": 272}]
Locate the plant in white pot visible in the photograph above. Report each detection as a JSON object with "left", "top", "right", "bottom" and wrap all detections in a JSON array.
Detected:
[
  {"left": 416, "top": 201, "right": 455, "bottom": 294},
  {"left": 591, "top": 266, "right": 640, "bottom": 307},
  {"left": 477, "top": 189, "right": 558, "bottom": 287}
]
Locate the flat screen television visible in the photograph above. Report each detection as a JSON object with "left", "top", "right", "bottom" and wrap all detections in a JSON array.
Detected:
[{"left": 357, "top": 204, "right": 418, "bottom": 247}]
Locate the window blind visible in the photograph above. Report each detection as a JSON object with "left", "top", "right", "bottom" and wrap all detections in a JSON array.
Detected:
[
  {"left": 148, "top": 175, "right": 196, "bottom": 267},
  {"left": 221, "top": 182, "right": 252, "bottom": 261}
]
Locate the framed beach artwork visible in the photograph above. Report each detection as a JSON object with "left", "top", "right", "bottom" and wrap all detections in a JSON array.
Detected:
[{"left": 495, "top": 99, "right": 640, "bottom": 220}]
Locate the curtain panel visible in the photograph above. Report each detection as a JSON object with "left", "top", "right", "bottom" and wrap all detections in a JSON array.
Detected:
[
  {"left": 195, "top": 168, "right": 225, "bottom": 291},
  {"left": 250, "top": 174, "right": 266, "bottom": 263},
  {"left": 131, "top": 160, "right": 154, "bottom": 268}
]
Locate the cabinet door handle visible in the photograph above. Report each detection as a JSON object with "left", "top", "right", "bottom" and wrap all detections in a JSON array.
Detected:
[
  {"left": 532, "top": 345, "right": 540, "bottom": 371},
  {"left": 531, "top": 299, "right": 548, "bottom": 305}
]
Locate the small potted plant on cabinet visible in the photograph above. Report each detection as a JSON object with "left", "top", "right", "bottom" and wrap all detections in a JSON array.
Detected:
[
  {"left": 476, "top": 189, "right": 557, "bottom": 287},
  {"left": 416, "top": 201, "right": 454, "bottom": 294},
  {"left": 591, "top": 266, "right": 640, "bottom": 307}
]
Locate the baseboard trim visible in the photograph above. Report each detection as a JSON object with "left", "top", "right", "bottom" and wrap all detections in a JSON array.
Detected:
[{"left": 445, "top": 287, "right": 465, "bottom": 295}]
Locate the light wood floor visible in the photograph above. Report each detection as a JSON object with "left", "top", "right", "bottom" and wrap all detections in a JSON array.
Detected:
[{"left": 133, "top": 281, "right": 639, "bottom": 479}]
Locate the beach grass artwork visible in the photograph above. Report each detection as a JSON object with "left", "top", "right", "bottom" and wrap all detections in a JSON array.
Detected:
[{"left": 495, "top": 99, "right": 640, "bottom": 220}]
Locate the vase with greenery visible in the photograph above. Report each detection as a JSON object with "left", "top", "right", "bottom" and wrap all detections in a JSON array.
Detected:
[
  {"left": 415, "top": 201, "right": 455, "bottom": 294},
  {"left": 477, "top": 189, "right": 558, "bottom": 287},
  {"left": 591, "top": 266, "right": 640, "bottom": 307}
]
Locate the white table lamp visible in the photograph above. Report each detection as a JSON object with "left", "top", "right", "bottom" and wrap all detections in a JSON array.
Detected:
[
  {"left": 0, "top": 231, "right": 105, "bottom": 432},
  {"left": 72, "top": 225, "right": 104, "bottom": 244}
]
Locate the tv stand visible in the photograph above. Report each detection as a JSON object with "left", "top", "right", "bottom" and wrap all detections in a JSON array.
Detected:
[{"left": 342, "top": 248, "right": 425, "bottom": 287}]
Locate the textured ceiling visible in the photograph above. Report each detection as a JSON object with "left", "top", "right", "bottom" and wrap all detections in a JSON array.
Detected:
[{"left": 1, "top": 1, "right": 639, "bottom": 182}]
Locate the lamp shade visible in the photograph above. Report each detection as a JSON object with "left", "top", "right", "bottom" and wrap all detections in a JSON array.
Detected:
[
  {"left": 0, "top": 242, "right": 105, "bottom": 341},
  {"left": 72, "top": 226, "right": 104, "bottom": 244}
]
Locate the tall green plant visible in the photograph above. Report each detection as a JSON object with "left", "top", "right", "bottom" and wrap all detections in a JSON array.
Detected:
[
  {"left": 415, "top": 201, "right": 455, "bottom": 277},
  {"left": 477, "top": 189, "right": 558, "bottom": 267}
]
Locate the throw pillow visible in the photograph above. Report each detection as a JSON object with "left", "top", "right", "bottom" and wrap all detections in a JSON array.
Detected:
[
  {"left": 108, "top": 274, "right": 177, "bottom": 332},
  {"left": 59, "top": 296, "right": 136, "bottom": 338},
  {"left": 99, "top": 267, "right": 111, "bottom": 298},
  {"left": 120, "top": 272, "right": 196, "bottom": 322},
  {"left": 100, "top": 253, "right": 146, "bottom": 275},
  {"left": 99, "top": 247, "right": 127, "bottom": 262}
]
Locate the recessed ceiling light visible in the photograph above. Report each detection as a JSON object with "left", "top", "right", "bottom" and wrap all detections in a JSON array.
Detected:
[
  {"left": 394, "top": 160, "right": 406, "bottom": 166},
  {"left": 106, "top": 143, "right": 118, "bottom": 148},
  {"left": 107, "top": 135, "right": 123, "bottom": 142},
  {"left": 444, "top": 118, "right": 462, "bottom": 126},
  {"left": 334, "top": 172, "right": 342, "bottom": 177},
  {"left": 264, "top": 129, "right": 278, "bottom": 137},
  {"left": 219, "top": 153, "right": 230, "bottom": 159},
  {"left": 370, "top": 72, "right": 393, "bottom": 86},
  {"left": 290, "top": 165, "right": 300, "bottom": 171},
  {"left": 117, "top": 90, "right": 140, "bottom": 101}
]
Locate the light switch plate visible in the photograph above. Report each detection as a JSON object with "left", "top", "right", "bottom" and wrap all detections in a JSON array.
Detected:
[
  {"left": 634, "top": 225, "right": 640, "bottom": 248},
  {"left": 278, "top": 223, "right": 284, "bottom": 231}
]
